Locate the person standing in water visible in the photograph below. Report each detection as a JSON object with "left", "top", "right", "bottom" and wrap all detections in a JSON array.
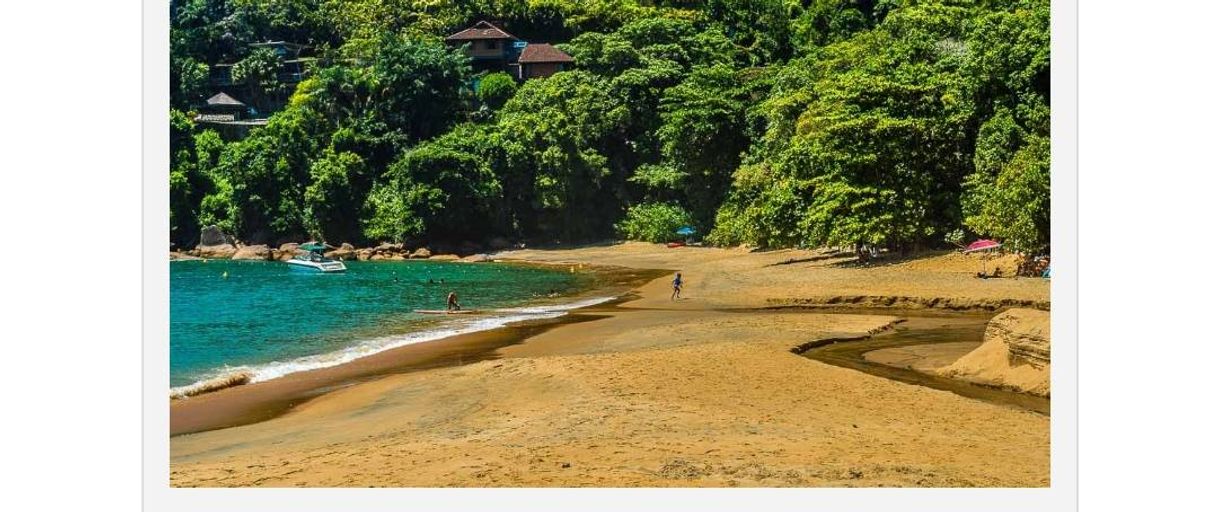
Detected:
[
  {"left": 671, "top": 272, "right": 683, "bottom": 301},
  {"left": 446, "top": 291, "right": 462, "bottom": 311}
]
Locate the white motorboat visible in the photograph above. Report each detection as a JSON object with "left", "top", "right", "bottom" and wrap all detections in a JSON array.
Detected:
[{"left": 286, "top": 243, "right": 347, "bottom": 273}]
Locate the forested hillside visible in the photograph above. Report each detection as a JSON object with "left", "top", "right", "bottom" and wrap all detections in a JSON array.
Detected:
[{"left": 170, "top": 0, "right": 1049, "bottom": 254}]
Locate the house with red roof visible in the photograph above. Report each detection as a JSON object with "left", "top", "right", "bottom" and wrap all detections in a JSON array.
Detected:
[
  {"left": 446, "top": 21, "right": 574, "bottom": 80},
  {"left": 516, "top": 43, "right": 575, "bottom": 79}
]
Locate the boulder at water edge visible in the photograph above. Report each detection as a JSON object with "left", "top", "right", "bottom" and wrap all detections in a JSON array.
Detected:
[
  {"left": 232, "top": 244, "right": 273, "bottom": 261},
  {"left": 193, "top": 243, "right": 238, "bottom": 259}
]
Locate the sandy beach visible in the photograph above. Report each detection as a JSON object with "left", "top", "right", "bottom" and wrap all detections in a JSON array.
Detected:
[{"left": 170, "top": 243, "right": 1050, "bottom": 487}]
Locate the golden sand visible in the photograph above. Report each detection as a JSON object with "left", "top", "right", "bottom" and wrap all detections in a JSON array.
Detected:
[{"left": 170, "top": 243, "right": 1050, "bottom": 487}]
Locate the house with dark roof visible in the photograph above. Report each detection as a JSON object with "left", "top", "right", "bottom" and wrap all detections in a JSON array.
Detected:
[
  {"left": 194, "top": 92, "right": 268, "bottom": 138},
  {"left": 195, "top": 92, "right": 248, "bottom": 123},
  {"left": 446, "top": 21, "right": 574, "bottom": 79},
  {"left": 445, "top": 21, "right": 524, "bottom": 72},
  {"left": 516, "top": 43, "right": 574, "bottom": 79}
]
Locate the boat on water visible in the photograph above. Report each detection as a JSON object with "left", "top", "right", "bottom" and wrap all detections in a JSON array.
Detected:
[{"left": 286, "top": 243, "right": 347, "bottom": 273}]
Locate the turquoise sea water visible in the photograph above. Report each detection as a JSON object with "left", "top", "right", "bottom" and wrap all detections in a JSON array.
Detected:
[{"left": 170, "top": 260, "right": 595, "bottom": 389}]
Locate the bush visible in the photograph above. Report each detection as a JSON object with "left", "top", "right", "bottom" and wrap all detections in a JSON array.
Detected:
[
  {"left": 478, "top": 72, "right": 518, "bottom": 110},
  {"left": 615, "top": 202, "right": 693, "bottom": 243}
]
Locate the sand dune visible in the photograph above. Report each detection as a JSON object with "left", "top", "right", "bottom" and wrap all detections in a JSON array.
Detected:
[{"left": 940, "top": 308, "right": 1051, "bottom": 396}]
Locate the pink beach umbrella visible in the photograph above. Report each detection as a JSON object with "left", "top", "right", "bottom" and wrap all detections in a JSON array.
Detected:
[
  {"left": 963, "top": 239, "right": 1002, "bottom": 276},
  {"left": 963, "top": 239, "right": 1002, "bottom": 253}
]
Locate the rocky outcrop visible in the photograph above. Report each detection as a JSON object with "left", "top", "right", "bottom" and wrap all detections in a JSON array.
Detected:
[
  {"left": 198, "top": 225, "right": 234, "bottom": 246},
  {"left": 232, "top": 244, "right": 273, "bottom": 261},
  {"left": 459, "top": 253, "right": 492, "bottom": 263},
  {"left": 410, "top": 247, "right": 432, "bottom": 259},
  {"left": 192, "top": 243, "right": 238, "bottom": 259},
  {"left": 939, "top": 308, "right": 1050, "bottom": 396},
  {"left": 429, "top": 254, "right": 461, "bottom": 261},
  {"left": 273, "top": 243, "right": 302, "bottom": 261},
  {"left": 326, "top": 243, "right": 356, "bottom": 261}
]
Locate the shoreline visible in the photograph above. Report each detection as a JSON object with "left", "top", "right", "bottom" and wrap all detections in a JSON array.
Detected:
[
  {"left": 171, "top": 263, "right": 668, "bottom": 436},
  {"left": 169, "top": 259, "right": 664, "bottom": 394},
  {"left": 171, "top": 243, "right": 1050, "bottom": 487},
  {"left": 172, "top": 308, "right": 611, "bottom": 436}
]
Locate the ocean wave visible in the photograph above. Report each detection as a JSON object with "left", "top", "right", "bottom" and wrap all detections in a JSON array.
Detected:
[{"left": 169, "top": 295, "right": 615, "bottom": 399}]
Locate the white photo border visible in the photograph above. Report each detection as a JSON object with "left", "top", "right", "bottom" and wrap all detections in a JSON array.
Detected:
[{"left": 142, "top": 1, "right": 1079, "bottom": 509}]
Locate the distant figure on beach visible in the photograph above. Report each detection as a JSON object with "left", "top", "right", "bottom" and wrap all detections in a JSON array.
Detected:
[
  {"left": 446, "top": 291, "right": 461, "bottom": 311},
  {"left": 671, "top": 272, "right": 683, "bottom": 301}
]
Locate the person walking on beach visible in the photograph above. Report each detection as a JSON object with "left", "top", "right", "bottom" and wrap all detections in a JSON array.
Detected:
[
  {"left": 671, "top": 272, "right": 683, "bottom": 301},
  {"left": 446, "top": 291, "right": 461, "bottom": 311}
]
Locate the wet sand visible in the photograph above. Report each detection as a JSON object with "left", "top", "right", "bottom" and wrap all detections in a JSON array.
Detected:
[
  {"left": 171, "top": 312, "right": 605, "bottom": 435},
  {"left": 170, "top": 243, "right": 1050, "bottom": 487},
  {"left": 171, "top": 265, "right": 666, "bottom": 435}
]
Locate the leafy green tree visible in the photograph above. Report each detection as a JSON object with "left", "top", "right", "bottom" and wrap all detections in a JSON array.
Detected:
[
  {"left": 478, "top": 72, "right": 518, "bottom": 110},
  {"left": 616, "top": 202, "right": 693, "bottom": 242},
  {"left": 170, "top": 110, "right": 229, "bottom": 247},
  {"left": 362, "top": 124, "right": 504, "bottom": 243},
  {"left": 650, "top": 64, "right": 762, "bottom": 225},
  {"left": 790, "top": 0, "right": 898, "bottom": 50},
  {"left": 703, "top": 0, "right": 792, "bottom": 65},
  {"left": 174, "top": 57, "right": 211, "bottom": 107},
  {"left": 497, "top": 71, "right": 631, "bottom": 240},
  {"left": 304, "top": 149, "right": 367, "bottom": 243},
  {"left": 231, "top": 46, "right": 287, "bottom": 109},
  {"left": 169, "top": 0, "right": 1052, "bottom": 253},
  {"left": 711, "top": 3, "right": 979, "bottom": 250},
  {"left": 962, "top": 111, "right": 1050, "bottom": 253}
]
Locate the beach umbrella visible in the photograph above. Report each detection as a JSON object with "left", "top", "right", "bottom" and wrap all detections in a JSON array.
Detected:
[
  {"left": 962, "top": 239, "right": 1002, "bottom": 253},
  {"left": 676, "top": 226, "right": 696, "bottom": 236},
  {"left": 962, "top": 239, "right": 1002, "bottom": 276}
]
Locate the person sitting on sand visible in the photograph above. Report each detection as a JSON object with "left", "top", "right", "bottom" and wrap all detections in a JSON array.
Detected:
[
  {"left": 671, "top": 272, "right": 683, "bottom": 301},
  {"left": 446, "top": 291, "right": 461, "bottom": 311}
]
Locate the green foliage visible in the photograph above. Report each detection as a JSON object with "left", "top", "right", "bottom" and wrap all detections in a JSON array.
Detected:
[
  {"left": 703, "top": 0, "right": 792, "bottom": 65},
  {"left": 170, "top": 0, "right": 1051, "bottom": 254},
  {"left": 478, "top": 72, "right": 518, "bottom": 110},
  {"left": 362, "top": 124, "right": 504, "bottom": 243},
  {"left": 710, "top": 1, "right": 1051, "bottom": 252},
  {"left": 304, "top": 149, "right": 367, "bottom": 242},
  {"left": 170, "top": 109, "right": 229, "bottom": 246},
  {"left": 616, "top": 202, "right": 694, "bottom": 242},
  {"left": 498, "top": 71, "right": 631, "bottom": 240},
  {"left": 963, "top": 134, "right": 1049, "bottom": 253},
  {"left": 175, "top": 57, "right": 211, "bottom": 106},
  {"left": 651, "top": 64, "right": 763, "bottom": 225},
  {"left": 231, "top": 47, "right": 285, "bottom": 92}
]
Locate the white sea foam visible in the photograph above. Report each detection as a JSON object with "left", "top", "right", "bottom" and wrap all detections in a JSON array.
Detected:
[{"left": 169, "top": 296, "right": 616, "bottom": 398}]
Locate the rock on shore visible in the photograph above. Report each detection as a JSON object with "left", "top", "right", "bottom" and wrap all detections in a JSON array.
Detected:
[
  {"left": 938, "top": 308, "right": 1050, "bottom": 396},
  {"left": 193, "top": 243, "right": 238, "bottom": 259},
  {"left": 232, "top": 244, "right": 273, "bottom": 261}
]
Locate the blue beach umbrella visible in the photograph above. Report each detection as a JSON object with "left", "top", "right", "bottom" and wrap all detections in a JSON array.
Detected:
[{"left": 676, "top": 226, "right": 696, "bottom": 236}]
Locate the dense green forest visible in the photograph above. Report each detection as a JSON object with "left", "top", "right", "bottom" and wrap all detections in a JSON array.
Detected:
[{"left": 170, "top": 0, "right": 1049, "bottom": 254}]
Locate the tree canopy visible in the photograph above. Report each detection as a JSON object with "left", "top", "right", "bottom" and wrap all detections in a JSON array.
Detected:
[{"left": 171, "top": 0, "right": 1050, "bottom": 255}]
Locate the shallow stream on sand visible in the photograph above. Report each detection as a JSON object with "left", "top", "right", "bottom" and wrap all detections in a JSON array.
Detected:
[{"left": 798, "top": 310, "right": 1050, "bottom": 415}]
